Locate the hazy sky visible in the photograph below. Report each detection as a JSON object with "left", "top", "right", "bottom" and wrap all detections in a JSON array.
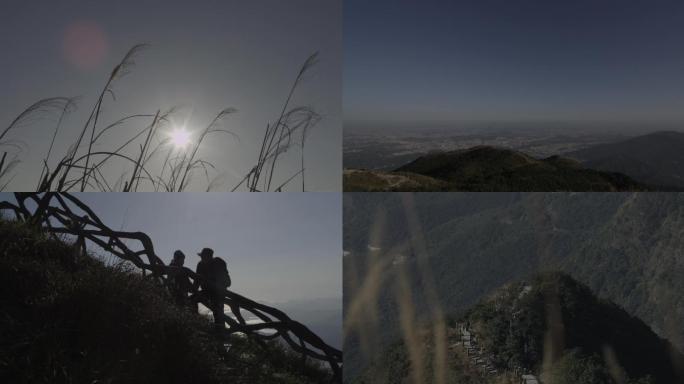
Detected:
[
  {"left": 0, "top": 192, "right": 342, "bottom": 305},
  {"left": 345, "top": 0, "right": 684, "bottom": 126},
  {"left": 0, "top": 0, "right": 341, "bottom": 191}
]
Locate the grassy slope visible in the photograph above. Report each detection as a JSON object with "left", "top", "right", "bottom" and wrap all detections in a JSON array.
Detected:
[{"left": 0, "top": 219, "right": 331, "bottom": 384}]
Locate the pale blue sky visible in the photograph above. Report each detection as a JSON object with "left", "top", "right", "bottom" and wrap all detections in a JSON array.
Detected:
[{"left": 0, "top": 192, "right": 342, "bottom": 304}]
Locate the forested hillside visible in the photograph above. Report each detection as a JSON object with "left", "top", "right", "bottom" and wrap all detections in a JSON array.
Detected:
[
  {"left": 343, "top": 193, "right": 684, "bottom": 382},
  {"left": 352, "top": 273, "right": 684, "bottom": 384}
]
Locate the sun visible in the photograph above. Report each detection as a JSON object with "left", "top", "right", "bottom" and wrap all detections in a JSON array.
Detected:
[{"left": 170, "top": 128, "right": 191, "bottom": 149}]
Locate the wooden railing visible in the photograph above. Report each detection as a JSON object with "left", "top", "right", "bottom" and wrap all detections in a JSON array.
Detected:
[{"left": 0, "top": 192, "right": 342, "bottom": 382}]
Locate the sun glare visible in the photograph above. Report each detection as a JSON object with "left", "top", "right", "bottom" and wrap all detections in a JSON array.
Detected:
[{"left": 170, "top": 128, "right": 191, "bottom": 149}]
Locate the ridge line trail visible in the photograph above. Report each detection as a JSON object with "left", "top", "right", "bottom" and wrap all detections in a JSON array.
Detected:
[{"left": 447, "top": 284, "right": 540, "bottom": 384}]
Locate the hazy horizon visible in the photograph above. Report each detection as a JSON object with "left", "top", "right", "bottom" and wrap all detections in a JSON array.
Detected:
[{"left": 344, "top": 119, "right": 684, "bottom": 135}]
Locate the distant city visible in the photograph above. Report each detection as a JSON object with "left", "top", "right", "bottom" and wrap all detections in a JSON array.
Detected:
[{"left": 344, "top": 124, "right": 654, "bottom": 170}]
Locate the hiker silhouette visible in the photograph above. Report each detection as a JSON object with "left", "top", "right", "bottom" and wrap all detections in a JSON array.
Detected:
[
  {"left": 168, "top": 250, "right": 192, "bottom": 309},
  {"left": 67, "top": 214, "right": 89, "bottom": 257},
  {"left": 191, "top": 247, "right": 231, "bottom": 327}
]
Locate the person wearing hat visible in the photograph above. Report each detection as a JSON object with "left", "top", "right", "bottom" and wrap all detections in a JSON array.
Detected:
[{"left": 191, "top": 247, "right": 231, "bottom": 326}]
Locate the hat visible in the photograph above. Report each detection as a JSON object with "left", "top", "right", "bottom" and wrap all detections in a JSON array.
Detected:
[{"left": 197, "top": 247, "right": 214, "bottom": 258}]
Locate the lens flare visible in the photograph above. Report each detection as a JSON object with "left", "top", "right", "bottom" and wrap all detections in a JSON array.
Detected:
[
  {"left": 170, "top": 128, "right": 191, "bottom": 149},
  {"left": 62, "top": 21, "right": 109, "bottom": 70}
]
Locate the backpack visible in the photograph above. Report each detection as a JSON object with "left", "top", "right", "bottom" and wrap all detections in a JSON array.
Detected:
[{"left": 211, "top": 257, "right": 231, "bottom": 289}]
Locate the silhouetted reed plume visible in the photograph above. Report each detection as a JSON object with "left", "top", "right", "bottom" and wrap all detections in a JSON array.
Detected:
[{"left": 0, "top": 45, "right": 321, "bottom": 192}]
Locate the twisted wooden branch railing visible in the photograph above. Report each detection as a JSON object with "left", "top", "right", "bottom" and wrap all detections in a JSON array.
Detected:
[{"left": 0, "top": 193, "right": 342, "bottom": 382}]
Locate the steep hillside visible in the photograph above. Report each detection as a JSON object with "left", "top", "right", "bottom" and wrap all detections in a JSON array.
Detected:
[
  {"left": 353, "top": 273, "right": 684, "bottom": 384},
  {"left": 343, "top": 193, "right": 684, "bottom": 382},
  {"left": 0, "top": 219, "right": 332, "bottom": 384},
  {"left": 344, "top": 146, "right": 649, "bottom": 191},
  {"left": 466, "top": 273, "right": 683, "bottom": 383},
  {"left": 568, "top": 131, "right": 684, "bottom": 189}
]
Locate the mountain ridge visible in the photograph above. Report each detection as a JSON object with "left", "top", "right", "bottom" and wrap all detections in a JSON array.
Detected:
[
  {"left": 352, "top": 272, "right": 684, "bottom": 384},
  {"left": 568, "top": 130, "right": 684, "bottom": 189},
  {"left": 344, "top": 146, "right": 650, "bottom": 191}
]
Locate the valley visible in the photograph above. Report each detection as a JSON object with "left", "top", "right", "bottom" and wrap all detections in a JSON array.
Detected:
[{"left": 343, "top": 193, "right": 684, "bottom": 383}]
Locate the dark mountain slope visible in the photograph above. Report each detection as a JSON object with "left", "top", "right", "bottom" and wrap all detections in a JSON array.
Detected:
[
  {"left": 568, "top": 131, "right": 684, "bottom": 189},
  {"left": 0, "top": 219, "right": 331, "bottom": 384},
  {"left": 344, "top": 146, "right": 649, "bottom": 191}
]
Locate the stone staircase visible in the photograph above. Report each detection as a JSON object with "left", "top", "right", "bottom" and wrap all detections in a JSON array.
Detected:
[{"left": 450, "top": 322, "right": 540, "bottom": 384}]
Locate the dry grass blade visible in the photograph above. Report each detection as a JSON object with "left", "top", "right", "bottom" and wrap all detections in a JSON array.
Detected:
[
  {"left": 108, "top": 43, "right": 150, "bottom": 82},
  {"left": 60, "top": 152, "right": 156, "bottom": 191},
  {"left": 3, "top": 45, "right": 321, "bottom": 192},
  {"left": 37, "top": 97, "right": 79, "bottom": 190},
  {"left": 243, "top": 51, "right": 320, "bottom": 192},
  {"left": 176, "top": 108, "right": 238, "bottom": 191},
  {"left": 78, "top": 44, "right": 150, "bottom": 191},
  {"left": 299, "top": 110, "right": 319, "bottom": 191},
  {"left": 257, "top": 107, "right": 321, "bottom": 191},
  {"left": 1, "top": 97, "right": 75, "bottom": 143},
  {"left": 124, "top": 110, "right": 160, "bottom": 192},
  {"left": 0, "top": 152, "right": 20, "bottom": 191},
  {"left": 274, "top": 169, "right": 304, "bottom": 192},
  {"left": 92, "top": 113, "right": 158, "bottom": 143}
]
